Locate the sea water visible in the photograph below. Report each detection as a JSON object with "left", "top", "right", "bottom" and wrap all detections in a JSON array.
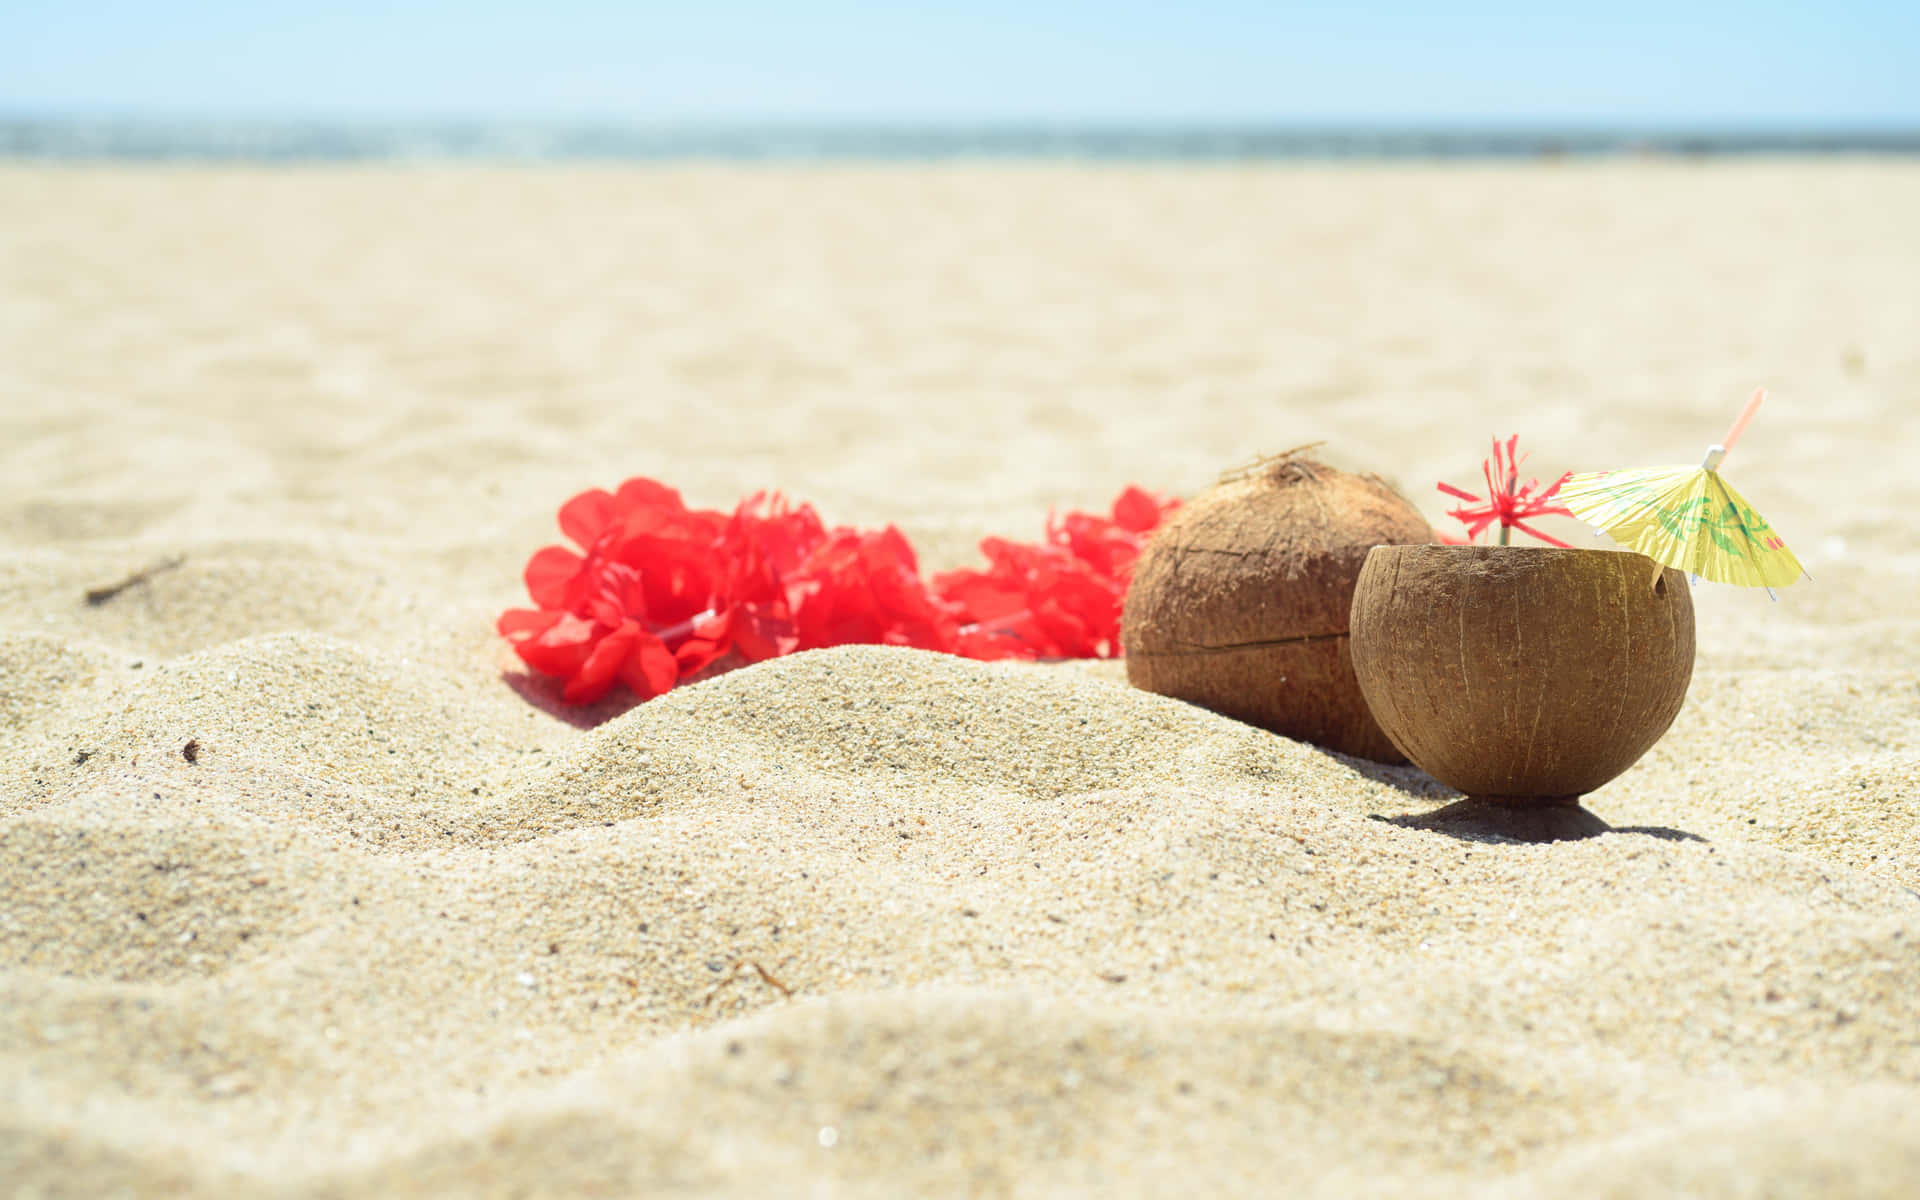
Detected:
[{"left": 4, "top": 118, "right": 1916, "bottom": 163}]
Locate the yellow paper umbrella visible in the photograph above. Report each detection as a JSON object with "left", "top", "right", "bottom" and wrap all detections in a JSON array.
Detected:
[{"left": 1558, "top": 389, "right": 1807, "bottom": 593}]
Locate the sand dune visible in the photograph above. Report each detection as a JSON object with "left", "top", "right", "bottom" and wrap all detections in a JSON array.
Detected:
[{"left": 3, "top": 161, "right": 1918, "bottom": 1196}]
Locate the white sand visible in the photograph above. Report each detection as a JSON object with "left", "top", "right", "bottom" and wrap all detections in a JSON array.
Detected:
[{"left": 2, "top": 160, "right": 1918, "bottom": 1196}]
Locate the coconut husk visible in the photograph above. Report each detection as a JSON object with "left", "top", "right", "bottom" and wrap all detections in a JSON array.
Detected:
[
  {"left": 1121, "top": 452, "right": 1433, "bottom": 762},
  {"left": 1348, "top": 544, "right": 1696, "bottom": 801}
]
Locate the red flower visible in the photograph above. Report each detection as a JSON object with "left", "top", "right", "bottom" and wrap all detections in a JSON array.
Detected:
[
  {"left": 500, "top": 478, "right": 1180, "bottom": 704},
  {"left": 939, "top": 537, "right": 1108, "bottom": 659},
  {"left": 933, "top": 485, "right": 1179, "bottom": 659},
  {"left": 790, "top": 526, "right": 958, "bottom": 652},
  {"left": 498, "top": 480, "right": 728, "bottom": 703},
  {"left": 670, "top": 493, "right": 828, "bottom": 672},
  {"left": 1438, "top": 436, "right": 1574, "bottom": 547}
]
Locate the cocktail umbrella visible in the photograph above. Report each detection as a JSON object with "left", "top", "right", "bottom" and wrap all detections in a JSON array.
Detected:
[{"left": 1558, "top": 388, "right": 1807, "bottom": 596}]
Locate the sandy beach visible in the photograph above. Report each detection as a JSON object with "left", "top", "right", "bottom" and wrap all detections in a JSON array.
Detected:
[{"left": 3, "top": 160, "right": 1918, "bottom": 1196}]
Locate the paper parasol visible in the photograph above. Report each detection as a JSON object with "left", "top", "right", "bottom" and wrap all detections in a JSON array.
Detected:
[{"left": 1557, "top": 388, "right": 1807, "bottom": 593}]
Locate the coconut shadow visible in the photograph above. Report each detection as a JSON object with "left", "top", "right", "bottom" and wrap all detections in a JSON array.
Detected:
[
  {"left": 1336, "top": 754, "right": 1705, "bottom": 845},
  {"left": 1369, "top": 797, "right": 1707, "bottom": 845},
  {"left": 1334, "top": 752, "right": 1454, "bottom": 801}
]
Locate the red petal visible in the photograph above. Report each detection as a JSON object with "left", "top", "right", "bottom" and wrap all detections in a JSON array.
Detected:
[
  {"left": 1111, "top": 485, "right": 1172, "bottom": 533},
  {"left": 613, "top": 537, "right": 721, "bottom": 627},
  {"left": 931, "top": 566, "right": 1028, "bottom": 623},
  {"left": 1508, "top": 520, "right": 1572, "bottom": 548},
  {"left": 952, "top": 627, "right": 1025, "bottom": 660},
  {"left": 787, "top": 527, "right": 955, "bottom": 651},
  {"left": 594, "top": 561, "right": 652, "bottom": 624},
  {"left": 525, "top": 546, "right": 585, "bottom": 609},
  {"left": 618, "top": 630, "right": 681, "bottom": 700},
  {"left": 870, "top": 524, "right": 923, "bottom": 576},
  {"left": 561, "top": 628, "right": 625, "bottom": 703},
  {"left": 721, "top": 494, "right": 828, "bottom": 594},
  {"left": 1448, "top": 508, "right": 1497, "bottom": 540},
  {"left": 558, "top": 489, "right": 619, "bottom": 550},
  {"left": 611, "top": 477, "right": 689, "bottom": 520},
  {"left": 513, "top": 613, "right": 602, "bottom": 681},
  {"left": 673, "top": 636, "right": 728, "bottom": 677},
  {"left": 1048, "top": 510, "right": 1134, "bottom": 580},
  {"left": 727, "top": 605, "right": 799, "bottom": 661},
  {"left": 497, "top": 607, "right": 562, "bottom": 640},
  {"left": 563, "top": 621, "right": 675, "bottom": 704},
  {"left": 587, "top": 595, "right": 626, "bottom": 629},
  {"left": 1027, "top": 569, "right": 1118, "bottom": 657}
]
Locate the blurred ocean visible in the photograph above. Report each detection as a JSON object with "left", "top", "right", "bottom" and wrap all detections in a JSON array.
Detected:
[{"left": 4, "top": 118, "right": 1918, "bottom": 162}]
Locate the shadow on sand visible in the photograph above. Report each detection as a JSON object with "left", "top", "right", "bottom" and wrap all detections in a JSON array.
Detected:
[
  {"left": 1374, "top": 796, "right": 1708, "bottom": 845},
  {"left": 502, "top": 670, "right": 643, "bottom": 730},
  {"left": 1329, "top": 752, "right": 1458, "bottom": 802},
  {"left": 1329, "top": 750, "right": 1704, "bottom": 844}
]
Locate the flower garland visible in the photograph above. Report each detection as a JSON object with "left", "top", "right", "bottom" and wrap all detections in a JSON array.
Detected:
[{"left": 498, "top": 479, "right": 1178, "bottom": 704}]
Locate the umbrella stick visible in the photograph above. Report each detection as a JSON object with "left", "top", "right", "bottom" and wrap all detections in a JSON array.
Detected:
[{"left": 1720, "top": 387, "right": 1766, "bottom": 456}]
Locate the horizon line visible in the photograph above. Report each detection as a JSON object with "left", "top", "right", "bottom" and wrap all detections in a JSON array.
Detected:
[
  {"left": 6, "top": 115, "right": 1918, "bottom": 163},
  {"left": 6, "top": 110, "right": 1920, "bottom": 131}
]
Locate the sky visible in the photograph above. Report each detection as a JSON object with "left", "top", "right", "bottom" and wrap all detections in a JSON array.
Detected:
[{"left": 2, "top": 1, "right": 1916, "bottom": 126}]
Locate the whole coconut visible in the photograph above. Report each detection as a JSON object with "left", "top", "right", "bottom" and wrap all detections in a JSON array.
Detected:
[{"left": 1121, "top": 453, "right": 1432, "bottom": 762}]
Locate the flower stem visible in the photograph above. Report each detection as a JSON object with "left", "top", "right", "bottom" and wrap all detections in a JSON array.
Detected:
[
  {"left": 651, "top": 608, "right": 717, "bottom": 646},
  {"left": 1497, "top": 472, "right": 1517, "bottom": 546}
]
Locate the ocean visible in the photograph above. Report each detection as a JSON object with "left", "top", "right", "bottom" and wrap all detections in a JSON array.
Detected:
[{"left": 4, "top": 118, "right": 1917, "bottom": 163}]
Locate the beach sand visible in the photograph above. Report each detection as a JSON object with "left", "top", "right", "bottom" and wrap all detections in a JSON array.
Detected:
[{"left": 3, "top": 160, "right": 1918, "bottom": 1196}]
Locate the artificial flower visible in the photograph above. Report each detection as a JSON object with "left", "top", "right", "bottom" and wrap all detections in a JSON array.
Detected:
[
  {"left": 934, "top": 485, "right": 1179, "bottom": 659},
  {"left": 500, "top": 478, "right": 1179, "bottom": 703},
  {"left": 1438, "top": 436, "right": 1574, "bottom": 547},
  {"left": 790, "top": 526, "right": 958, "bottom": 652}
]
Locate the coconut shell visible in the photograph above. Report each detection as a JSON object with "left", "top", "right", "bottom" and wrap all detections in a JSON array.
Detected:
[
  {"left": 1122, "top": 456, "right": 1433, "bottom": 762},
  {"left": 1348, "top": 544, "right": 1695, "bottom": 801}
]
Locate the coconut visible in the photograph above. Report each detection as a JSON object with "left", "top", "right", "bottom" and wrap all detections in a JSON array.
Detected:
[
  {"left": 1348, "top": 544, "right": 1696, "bottom": 804},
  {"left": 1121, "top": 453, "right": 1432, "bottom": 762}
]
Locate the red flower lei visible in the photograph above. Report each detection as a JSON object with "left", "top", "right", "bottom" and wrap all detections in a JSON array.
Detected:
[{"left": 498, "top": 479, "right": 1178, "bottom": 704}]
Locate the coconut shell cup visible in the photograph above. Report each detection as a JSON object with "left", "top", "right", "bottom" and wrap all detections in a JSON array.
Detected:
[
  {"left": 1122, "top": 457, "right": 1434, "bottom": 762},
  {"left": 1348, "top": 544, "right": 1695, "bottom": 839}
]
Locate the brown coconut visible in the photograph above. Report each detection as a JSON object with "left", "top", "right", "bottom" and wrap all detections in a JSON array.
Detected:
[
  {"left": 1122, "top": 453, "right": 1433, "bottom": 761},
  {"left": 1348, "top": 544, "right": 1695, "bottom": 803}
]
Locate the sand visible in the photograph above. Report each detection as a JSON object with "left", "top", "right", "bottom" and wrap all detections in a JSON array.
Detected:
[{"left": 2, "top": 160, "right": 1918, "bottom": 1196}]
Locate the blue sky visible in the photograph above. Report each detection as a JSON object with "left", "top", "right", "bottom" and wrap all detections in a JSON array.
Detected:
[{"left": 3, "top": 1, "right": 1915, "bottom": 125}]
